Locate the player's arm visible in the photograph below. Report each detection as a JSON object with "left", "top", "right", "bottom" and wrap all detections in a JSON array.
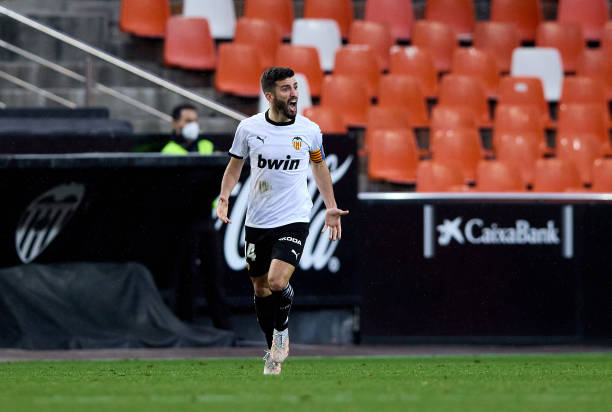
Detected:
[
  {"left": 217, "top": 156, "right": 245, "bottom": 224},
  {"left": 311, "top": 160, "right": 349, "bottom": 241}
]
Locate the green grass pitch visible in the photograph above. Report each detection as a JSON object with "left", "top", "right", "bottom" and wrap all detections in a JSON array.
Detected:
[{"left": 0, "top": 354, "right": 611, "bottom": 412}]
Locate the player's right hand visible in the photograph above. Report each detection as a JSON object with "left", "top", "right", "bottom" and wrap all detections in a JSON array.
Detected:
[{"left": 216, "top": 196, "right": 232, "bottom": 224}]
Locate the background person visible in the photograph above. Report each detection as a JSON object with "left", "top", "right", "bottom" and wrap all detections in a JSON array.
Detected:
[
  {"left": 164, "top": 103, "right": 233, "bottom": 331},
  {"left": 162, "top": 103, "right": 213, "bottom": 155}
]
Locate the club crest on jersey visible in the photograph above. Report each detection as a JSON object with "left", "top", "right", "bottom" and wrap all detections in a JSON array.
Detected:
[{"left": 292, "top": 137, "right": 303, "bottom": 151}]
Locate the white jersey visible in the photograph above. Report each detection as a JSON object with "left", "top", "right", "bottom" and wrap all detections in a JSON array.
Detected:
[{"left": 229, "top": 111, "right": 324, "bottom": 228}]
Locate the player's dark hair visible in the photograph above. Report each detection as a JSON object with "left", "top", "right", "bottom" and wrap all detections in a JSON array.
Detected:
[
  {"left": 171, "top": 103, "right": 197, "bottom": 121},
  {"left": 261, "top": 67, "right": 295, "bottom": 93}
]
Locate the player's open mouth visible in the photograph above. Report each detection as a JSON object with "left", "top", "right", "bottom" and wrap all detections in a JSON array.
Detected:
[{"left": 288, "top": 100, "right": 297, "bottom": 110}]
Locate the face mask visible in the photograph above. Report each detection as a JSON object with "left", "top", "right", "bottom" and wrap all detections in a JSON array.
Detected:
[{"left": 182, "top": 122, "right": 200, "bottom": 141}]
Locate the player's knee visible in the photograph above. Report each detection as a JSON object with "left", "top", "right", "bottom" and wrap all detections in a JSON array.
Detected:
[
  {"left": 267, "top": 276, "right": 287, "bottom": 292},
  {"left": 252, "top": 279, "right": 270, "bottom": 297}
]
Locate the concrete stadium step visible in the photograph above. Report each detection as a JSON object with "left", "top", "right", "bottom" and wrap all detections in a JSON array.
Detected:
[
  {"left": 0, "top": 60, "right": 216, "bottom": 89},
  {"left": 0, "top": 86, "right": 248, "bottom": 134},
  {"left": 0, "top": 13, "right": 109, "bottom": 62}
]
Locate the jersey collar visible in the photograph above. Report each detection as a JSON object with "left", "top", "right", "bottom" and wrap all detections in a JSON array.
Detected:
[{"left": 265, "top": 110, "right": 295, "bottom": 126}]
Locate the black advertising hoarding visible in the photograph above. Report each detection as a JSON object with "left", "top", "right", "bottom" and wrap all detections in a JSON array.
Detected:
[
  {"left": 358, "top": 194, "right": 612, "bottom": 341},
  {"left": 214, "top": 134, "right": 360, "bottom": 307},
  {"left": 0, "top": 134, "right": 359, "bottom": 308},
  {"left": 0, "top": 154, "right": 228, "bottom": 291}
]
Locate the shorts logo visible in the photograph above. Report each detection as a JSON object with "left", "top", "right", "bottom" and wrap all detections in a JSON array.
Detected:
[
  {"left": 279, "top": 236, "right": 302, "bottom": 245},
  {"left": 292, "top": 137, "right": 303, "bottom": 151}
]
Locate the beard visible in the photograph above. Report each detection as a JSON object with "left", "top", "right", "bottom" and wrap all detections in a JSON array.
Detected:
[{"left": 273, "top": 97, "right": 296, "bottom": 119}]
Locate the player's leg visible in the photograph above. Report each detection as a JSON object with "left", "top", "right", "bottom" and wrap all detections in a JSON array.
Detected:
[
  {"left": 252, "top": 274, "right": 282, "bottom": 375},
  {"left": 251, "top": 274, "right": 274, "bottom": 349},
  {"left": 267, "top": 259, "right": 295, "bottom": 363},
  {"left": 267, "top": 223, "right": 308, "bottom": 363},
  {"left": 245, "top": 227, "right": 275, "bottom": 350},
  {"left": 268, "top": 259, "right": 296, "bottom": 330}
]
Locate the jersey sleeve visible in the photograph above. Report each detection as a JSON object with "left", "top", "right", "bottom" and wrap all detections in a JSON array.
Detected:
[
  {"left": 309, "top": 124, "right": 325, "bottom": 163},
  {"left": 229, "top": 122, "right": 249, "bottom": 159}
]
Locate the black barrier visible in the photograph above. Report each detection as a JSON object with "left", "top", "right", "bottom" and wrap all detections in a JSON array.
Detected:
[
  {"left": 0, "top": 153, "right": 227, "bottom": 294},
  {"left": 357, "top": 193, "right": 612, "bottom": 342},
  {"left": 0, "top": 133, "right": 359, "bottom": 311}
]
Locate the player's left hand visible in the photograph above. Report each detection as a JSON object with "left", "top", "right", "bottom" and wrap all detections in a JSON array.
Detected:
[{"left": 322, "top": 208, "right": 349, "bottom": 241}]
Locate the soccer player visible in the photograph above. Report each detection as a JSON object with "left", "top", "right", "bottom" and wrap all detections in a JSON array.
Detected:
[{"left": 216, "top": 67, "right": 348, "bottom": 375}]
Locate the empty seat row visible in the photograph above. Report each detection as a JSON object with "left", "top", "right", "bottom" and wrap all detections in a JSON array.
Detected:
[
  {"left": 365, "top": 127, "right": 612, "bottom": 192},
  {"left": 119, "top": 0, "right": 612, "bottom": 43},
  {"left": 300, "top": 73, "right": 612, "bottom": 132},
  {"left": 416, "top": 158, "right": 612, "bottom": 192}
]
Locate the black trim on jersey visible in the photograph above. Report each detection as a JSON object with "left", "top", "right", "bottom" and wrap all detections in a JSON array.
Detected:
[
  {"left": 265, "top": 110, "right": 295, "bottom": 126},
  {"left": 229, "top": 152, "right": 243, "bottom": 159}
]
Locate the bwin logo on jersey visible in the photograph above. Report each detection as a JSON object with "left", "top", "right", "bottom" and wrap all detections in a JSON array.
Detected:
[
  {"left": 15, "top": 183, "right": 85, "bottom": 263},
  {"left": 257, "top": 154, "right": 300, "bottom": 170}
]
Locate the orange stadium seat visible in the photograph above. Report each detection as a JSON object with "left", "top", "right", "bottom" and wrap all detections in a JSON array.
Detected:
[
  {"left": 536, "top": 22, "right": 585, "bottom": 73},
  {"left": 215, "top": 43, "right": 264, "bottom": 97},
  {"left": 437, "top": 74, "right": 491, "bottom": 126},
  {"left": 389, "top": 46, "right": 438, "bottom": 98},
  {"left": 302, "top": 106, "right": 348, "bottom": 134},
  {"left": 431, "top": 128, "right": 484, "bottom": 182},
  {"left": 601, "top": 22, "right": 612, "bottom": 51},
  {"left": 557, "top": 0, "right": 609, "bottom": 42},
  {"left": 274, "top": 45, "right": 323, "bottom": 97},
  {"left": 366, "top": 106, "right": 412, "bottom": 131},
  {"left": 497, "top": 77, "right": 551, "bottom": 127},
  {"left": 411, "top": 21, "right": 457, "bottom": 73},
  {"left": 416, "top": 161, "right": 465, "bottom": 192},
  {"left": 430, "top": 105, "right": 478, "bottom": 146},
  {"left": 333, "top": 45, "right": 381, "bottom": 98},
  {"left": 451, "top": 48, "right": 500, "bottom": 97},
  {"left": 533, "top": 158, "right": 582, "bottom": 192},
  {"left": 557, "top": 133, "right": 604, "bottom": 185},
  {"left": 576, "top": 50, "right": 612, "bottom": 100},
  {"left": 120, "top": 0, "right": 170, "bottom": 37},
  {"left": 473, "top": 22, "right": 520, "bottom": 73},
  {"left": 557, "top": 103, "right": 611, "bottom": 153},
  {"left": 163, "top": 17, "right": 216, "bottom": 70},
  {"left": 364, "top": 0, "right": 414, "bottom": 42},
  {"left": 320, "top": 75, "right": 370, "bottom": 127},
  {"left": 364, "top": 106, "right": 413, "bottom": 153},
  {"left": 243, "top": 0, "right": 294, "bottom": 39},
  {"left": 490, "top": 0, "right": 542, "bottom": 43},
  {"left": 476, "top": 160, "right": 525, "bottom": 192},
  {"left": 367, "top": 129, "right": 419, "bottom": 184},
  {"left": 424, "top": 0, "right": 475, "bottom": 41},
  {"left": 561, "top": 77, "right": 610, "bottom": 124},
  {"left": 493, "top": 104, "right": 548, "bottom": 155},
  {"left": 592, "top": 158, "right": 612, "bottom": 192},
  {"left": 303, "top": 0, "right": 354, "bottom": 39},
  {"left": 349, "top": 21, "right": 394, "bottom": 72},
  {"left": 378, "top": 74, "right": 429, "bottom": 127},
  {"left": 234, "top": 18, "right": 281, "bottom": 69},
  {"left": 495, "top": 132, "right": 541, "bottom": 186}
]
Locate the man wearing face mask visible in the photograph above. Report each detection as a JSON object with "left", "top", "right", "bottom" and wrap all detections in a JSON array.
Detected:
[
  {"left": 164, "top": 104, "right": 233, "bottom": 332},
  {"left": 162, "top": 103, "right": 214, "bottom": 155}
]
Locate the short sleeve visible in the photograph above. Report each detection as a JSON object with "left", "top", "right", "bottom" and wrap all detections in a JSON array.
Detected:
[
  {"left": 229, "top": 122, "right": 249, "bottom": 159},
  {"left": 309, "top": 124, "right": 325, "bottom": 163}
]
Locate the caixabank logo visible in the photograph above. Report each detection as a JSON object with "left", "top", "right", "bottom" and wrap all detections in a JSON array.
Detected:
[
  {"left": 422, "top": 205, "right": 574, "bottom": 259},
  {"left": 15, "top": 183, "right": 85, "bottom": 263}
]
